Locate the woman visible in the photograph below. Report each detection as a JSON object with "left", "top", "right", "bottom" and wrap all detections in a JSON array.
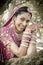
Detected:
[{"left": 0, "top": 4, "right": 37, "bottom": 61}]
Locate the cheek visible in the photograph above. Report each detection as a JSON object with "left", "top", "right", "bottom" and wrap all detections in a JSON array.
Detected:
[
  {"left": 15, "top": 20, "right": 21, "bottom": 27},
  {"left": 16, "top": 19, "right": 22, "bottom": 26}
]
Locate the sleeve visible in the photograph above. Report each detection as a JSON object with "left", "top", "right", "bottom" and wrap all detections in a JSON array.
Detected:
[{"left": 0, "top": 27, "right": 13, "bottom": 46}]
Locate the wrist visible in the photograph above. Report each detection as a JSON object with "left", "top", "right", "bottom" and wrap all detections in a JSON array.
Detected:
[
  {"left": 22, "top": 31, "right": 32, "bottom": 44},
  {"left": 21, "top": 43, "right": 29, "bottom": 48},
  {"left": 30, "top": 40, "right": 36, "bottom": 44}
]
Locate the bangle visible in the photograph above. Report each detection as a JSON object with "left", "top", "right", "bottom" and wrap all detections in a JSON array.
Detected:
[
  {"left": 23, "top": 35, "right": 31, "bottom": 38},
  {"left": 30, "top": 40, "right": 36, "bottom": 44},
  {"left": 22, "top": 36, "right": 31, "bottom": 41},
  {"left": 21, "top": 43, "right": 28, "bottom": 48},
  {"left": 32, "top": 35, "right": 36, "bottom": 38},
  {"left": 23, "top": 32, "right": 31, "bottom": 35},
  {"left": 22, "top": 39, "right": 30, "bottom": 43}
]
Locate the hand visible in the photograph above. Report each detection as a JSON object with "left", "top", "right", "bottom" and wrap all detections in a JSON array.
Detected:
[
  {"left": 21, "top": 29, "right": 32, "bottom": 44},
  {"left": 30, "top": 31, "right": 36, "bottom": 44},
  {"left": 26, "top": 23, "right": 41, "bottom": 33}
]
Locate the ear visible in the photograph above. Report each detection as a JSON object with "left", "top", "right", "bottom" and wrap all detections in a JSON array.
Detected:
[{"left": 12, "top": 16, "right": 16, "bottom": 22}]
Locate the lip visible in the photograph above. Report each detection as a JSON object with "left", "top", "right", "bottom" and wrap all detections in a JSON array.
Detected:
[
  {"left": 20, "top": 27, "right": 25, "bottom": 29},
  {"left": 19, "top": 25, "right": 25, "bottom": 30},
  {"left": 20, "top": 28, "right": 24, "bottom": 30}
]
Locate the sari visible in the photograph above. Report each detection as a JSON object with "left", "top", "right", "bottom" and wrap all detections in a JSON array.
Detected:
[
  {"left": 0, "top": 4, "right": 25, "bottom": 61},
  {"left": 0, "top": 3, "right": 31, "bottom": 61},
  {"left": 0, "top": 26, "right": 20, "bottom": 61}
]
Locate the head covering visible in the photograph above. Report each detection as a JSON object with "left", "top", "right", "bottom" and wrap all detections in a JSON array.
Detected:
[{"left": 3, "top": 3, "right": 31, "bottom": 27}]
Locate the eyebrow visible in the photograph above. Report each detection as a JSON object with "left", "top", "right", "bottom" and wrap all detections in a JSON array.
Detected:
[
  {"left": 20, "top": 17, "right": 25, "bottom": 20},
  {"left": 20, "top": 17, "right": 30, "bottom": 21}
]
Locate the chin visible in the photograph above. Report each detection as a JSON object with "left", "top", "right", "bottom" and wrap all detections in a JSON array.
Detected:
[
  {"left": 19, "top": 29, "right": 25, "bottom": 33},
  {"left": 18, "top": 29, "right": 23, "bottom": 33},
  {"left": 17, "top": 28, "right": 25, "bottom": 33}
]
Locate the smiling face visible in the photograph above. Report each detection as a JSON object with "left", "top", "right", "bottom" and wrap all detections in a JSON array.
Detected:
[{"left": 13, "top": 12, "right": 31, "bottom": 33}]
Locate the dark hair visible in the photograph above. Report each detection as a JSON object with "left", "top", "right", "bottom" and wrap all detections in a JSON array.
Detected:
[{"left": 14, "top": 6, "right": 32, "bottom": 17}]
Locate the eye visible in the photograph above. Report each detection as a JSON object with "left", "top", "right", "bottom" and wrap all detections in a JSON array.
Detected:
[
  {"left": 20, "top": 17, "right": 25, "bottom": 21},
  {"left": 26, "top": 20, "right": 30, "bottom": 23}
]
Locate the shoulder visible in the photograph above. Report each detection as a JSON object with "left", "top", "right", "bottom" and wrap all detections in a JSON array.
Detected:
[{"left": 0, "top": 27, "right": 11, "bottom": 45}]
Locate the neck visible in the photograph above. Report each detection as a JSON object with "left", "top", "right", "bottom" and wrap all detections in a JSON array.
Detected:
[
  {"left": 12, "top": 25, "right": 23, "bottom": 41},
  {"left": 12, "top": 25, "right": 21, "bottom": 34}
]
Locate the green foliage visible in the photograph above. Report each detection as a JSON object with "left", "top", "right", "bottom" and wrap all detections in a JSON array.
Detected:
[{"left": 6, "top": 50, "right": 43, "bottom": 65}]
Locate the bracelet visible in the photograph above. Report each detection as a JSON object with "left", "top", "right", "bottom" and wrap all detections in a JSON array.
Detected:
[
  {"left": 23, "top": 32, "right": 31, "bottom": 35},
  {"left": 22, "top": 36, "right": 31, "bottom": 41},
  {"left": 30, "top": 40, "right": 36, "bottom": 44},
  {"left": 23, "top": 35, "right": 31, "bottom": 38},
  {"left": 22, "top": 40, "right": 30, "bottom": 43},
  {"left": 21, "top": 43, "right": 28, "bottom": 48},
  {"left": 32, "top": 35, "right": 36, "bottom": 38}
]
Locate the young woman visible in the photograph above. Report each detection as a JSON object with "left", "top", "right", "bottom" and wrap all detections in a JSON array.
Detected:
[{"left": 0, "top": 4, "right": 37, "bottom": 61}]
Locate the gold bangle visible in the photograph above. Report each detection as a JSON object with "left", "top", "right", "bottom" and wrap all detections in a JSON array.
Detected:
[
  {"left": 23, "top": 32, "right": 31, "bottom": 35},
  {"left": 21, "top": 43, "right": 28, "bottom": 48},
  {"left": 22, "top": 40, "right": 30, "bottom": 43}
]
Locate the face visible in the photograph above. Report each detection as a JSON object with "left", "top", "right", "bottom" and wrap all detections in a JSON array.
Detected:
[{"left": 14, "top": 12, "right": 31, "bottom": 33}]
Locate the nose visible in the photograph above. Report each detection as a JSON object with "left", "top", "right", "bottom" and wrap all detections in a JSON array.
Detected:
[{"left": 22, "top": 21, "right": 27, "bottom": 27}]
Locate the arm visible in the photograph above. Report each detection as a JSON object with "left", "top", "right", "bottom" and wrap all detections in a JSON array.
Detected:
[
  {"left": 27, "top": 42, "right": 37, "bottom": 56},
  {"left": 9, "top": 24, "right": 38, "bottom": 57},
  {"left": 9, "top": 29, "right": 32, "bottom": 57},
  {"left": 0, "top": 27, "right": 29, "bottom": 57},
  {"left": 27, "top": 32, "right": 37, "bottom": 56},
  {"left": 9, "top": 40, "right": 28, "bottom": 57},
  {"left": 5, "top": 23, "right": 38, "bottom": 57}
]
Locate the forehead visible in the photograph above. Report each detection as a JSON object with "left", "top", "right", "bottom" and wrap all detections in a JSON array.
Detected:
[{"left": 16, "top": 12, "right": 31, "bottom": 20}]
